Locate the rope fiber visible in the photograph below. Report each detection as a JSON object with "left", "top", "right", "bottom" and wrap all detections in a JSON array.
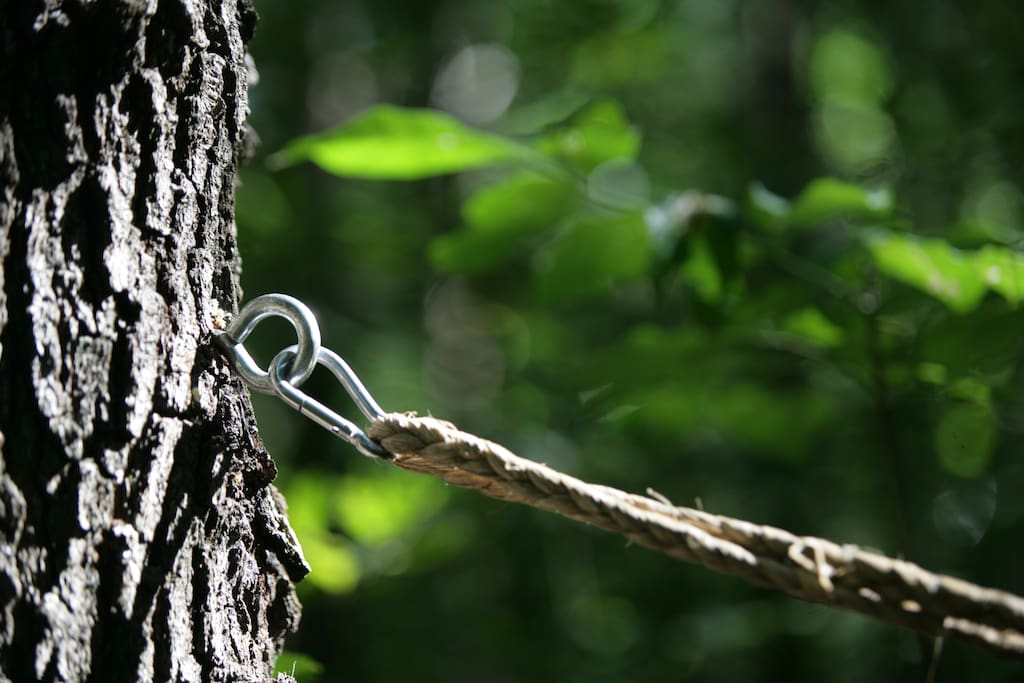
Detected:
[{"left": 369, "top": 413, "right": 1024, "bottom": 658}]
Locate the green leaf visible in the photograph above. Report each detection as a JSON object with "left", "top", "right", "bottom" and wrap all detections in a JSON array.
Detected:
[
  {"left": 745, "top": 182, "right": 789, "bottom": 231},
  {"left": 496, "top": 87, "right": 592, "bottom": 135},
  {"left": 916, "top": 362, "right": 948, "bottom": 386},
  {"left": 535, "top": 210, "right": 652, "bottom": 301},
  {"left": 787, "top": 178, "right": 893, "bottom": 228},
  {"left": 975, "top": 244, "right": 1024, "bottom": 305},
  {"left": 274, "top": 105, "right": 536, "bottom": 180},
  {"left": 587, "top": 159, "right": 650, "bottom": 210},
  {"left": 865, "top": 231, "right": 987, "bottom": 313},
  {"left": 782, "top": 307, "right": 845, "bottom": 348},
  {"left": 536, "top": 98, "right": 641, "bottom": 173},
  {"left": 680, "top": 234, "right": 723, "bottom": 303},
  {"left": 429, "top": 172, "right": 575, "bottom": 274},
  {"left": 865, "top": 230, "right": 1024, "bottom": 312},
  {"left": 936, "top": 402, "right": 996, "bottom": 478},
  {"left": 947, "top": 377, "right": 992, "bottom": 407},
  {"left": 809, "top": 29, "right": 892, "bottom": 107}
]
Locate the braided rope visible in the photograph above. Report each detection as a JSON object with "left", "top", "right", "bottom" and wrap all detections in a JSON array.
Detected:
[{"left": 368, "top": 413, "right": 1024, "bottom": 658}]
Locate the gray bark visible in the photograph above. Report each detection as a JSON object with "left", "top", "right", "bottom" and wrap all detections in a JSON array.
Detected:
[{"left": 0, "top": 1, "right": 307, "bottom": 681}]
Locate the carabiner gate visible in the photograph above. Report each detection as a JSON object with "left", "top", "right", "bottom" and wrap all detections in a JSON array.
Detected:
[{"left": 216, "top": 294, "right": 388, "bottom": 459}]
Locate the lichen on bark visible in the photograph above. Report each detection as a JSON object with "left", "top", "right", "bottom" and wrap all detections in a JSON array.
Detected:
[{"left": 0, "top": 1, "right": 306, "bottom": 681}]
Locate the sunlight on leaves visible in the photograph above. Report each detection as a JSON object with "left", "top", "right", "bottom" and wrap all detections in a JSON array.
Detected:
[
  {"left": 788, "top": 178, "right": 893, "bottom": 228},
  {"left": 334, "top": 469, "right": 448, "bottom": 546},
  {"left": 282, "top": 473, "right": 362, "bottom": 594},
  {"left": 916, "top": 362, "right": 948, "bottom": 386},
  {"left": 866, "top": 231, "right": 1024, "bottom": 312},
  {"left": 782, "top": 307, "right": 845, "bottom": 348},
  {"left": 865, "top": 231, "right": 987, "bottom": 312},
  {"left": 808, "top": 29, "right": 896, "bottom": 173},
  {"left": 947, "top": 376, "right": 992, "bottom": 407},
  {"left": 274, "top": 105, "right": 537, "bottom": 179},
  {"left": 746, "top": 178, "right": 892, "bottom": 231},
  {"left": 301, "top": 533, "right": 361, "bottom": 594},
  {"left": 975, "top": 244, "right": 1024, "bottom": 305},
  {"left": 809, "top": 28, "right": 892, "bottom": 107},
  {"left": 281, "top": 472, "right": 335, "bottom": 535}
]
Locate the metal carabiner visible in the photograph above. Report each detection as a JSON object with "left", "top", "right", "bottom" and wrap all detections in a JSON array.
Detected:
[
  {"left": 216, "top": 293, "right": 389, "bottom": 459},
  {"left": 268, "top": 346, "right": 388, "bottom": 459},
  {"left": 215, "top": 294, "right": 321, "bottom": 395}
]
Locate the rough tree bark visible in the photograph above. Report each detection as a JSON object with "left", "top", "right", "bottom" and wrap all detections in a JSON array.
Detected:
[{"left": 0, "top": 1, "right": 307, "bottom": 681}]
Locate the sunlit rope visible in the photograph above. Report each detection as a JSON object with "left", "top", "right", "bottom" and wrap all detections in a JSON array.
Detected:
[{"left": 369, "top": 413, "right": 1024, "bottom": 658}]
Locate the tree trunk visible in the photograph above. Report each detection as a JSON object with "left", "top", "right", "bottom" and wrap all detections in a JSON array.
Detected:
[{"left": 0, "top": 2, "right": 307, "bottom": 681}]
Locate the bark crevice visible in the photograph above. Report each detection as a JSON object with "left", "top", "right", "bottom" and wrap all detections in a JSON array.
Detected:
[{"left": 0, "top": 1, "right": 302, "bottom": 681}]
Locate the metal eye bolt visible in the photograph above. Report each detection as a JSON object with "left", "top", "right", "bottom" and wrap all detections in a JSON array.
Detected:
[
  {"left": 215, "top": 293, "right": 321, "bottom": 395},
  {"left": 215, "top": 293, "right": 388, "bottom": 459}
]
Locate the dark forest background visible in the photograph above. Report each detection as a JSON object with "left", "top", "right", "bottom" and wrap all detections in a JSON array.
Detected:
[{"left": 236, "top": 1, "right": 1024, "bottom": 680}]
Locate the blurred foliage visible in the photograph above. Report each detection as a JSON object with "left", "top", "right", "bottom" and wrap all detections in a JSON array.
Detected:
[{"left": 238, "top": 1, "right": 1024, "bottom": 681}]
